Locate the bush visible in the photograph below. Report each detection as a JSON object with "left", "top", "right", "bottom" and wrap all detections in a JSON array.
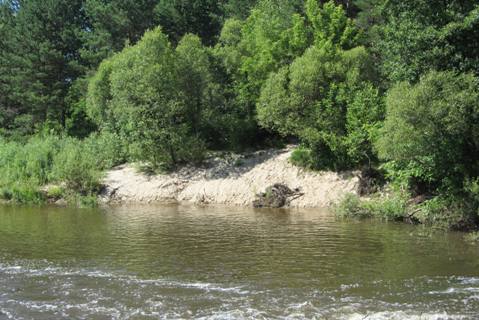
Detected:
[
  {"left": 2, "top": 185, "right": 45, "bottom": 204},
  {"left": 0, "top": 135, "right": 61, "bottom": 189},
  {"left": 257, "top": 44, "right": 383, "bottom": 170},
  {"left": 334, "top": 193, "right": 371, "bottom": 219},
  {"left": 51, "top": 139, "right": 102, "bottom": 195},
  {"left": 0, "top": 137, "right": 56, "bottom": 204},
  {"left": 376, "top": 71, "right": 479, "bottom": 194},
  {"left": 87, "top": 28, "right": 237, "bottom": 169},
  {"left": 413, "top": 179, "right": 479, "bottom": 230},
  {"left": 416, "top": 196, "right": 478, "bottom": 231},
  {"left": 46, "top": 185, "right": 64, "bottom": 199},
  {"left": 464, "top": 232, "right": 479, "bottom": 243},
  {"left": 0, "top": 133, "right": 124, "bottom": 206},
  {"left": 334, "top": 192, "right": 408, "bottom": 222},
  {"left": 335, "top": 190, "right": 479, "bottom": 230},
  {"left": 290, "top": 147, "right": 313, "bottom": 169},
  {"left": 362, "top": 194, "right": 408, "bottom": 222},
  {"left": 82, "top": 130, "right": 128, "bottom": 170}
]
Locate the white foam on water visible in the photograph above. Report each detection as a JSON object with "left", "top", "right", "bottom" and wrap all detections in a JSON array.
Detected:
[
  {"left": 195, "top": 308, "right": 269, "bottom": 320},
  {"left": 180, "top": 309, "right": 471, "bottom": 320},
  {"left": 345, "top": 311, "right": 468, "bottom": 320},
  {"left": 0, "top": 263, "right": 117, "bottom": 278},
  {"left": 124, "top": 278, "right": 250, "bottom": 295},
  {"left": 1, "top": 263, "right": 479, "bottom": 320},
  {"left": 0, "top": 262, "right": 249, "bottom": 295},
  {"left": 0, "top": 307, "right": 15, "bottom": 320},
  {"left": 63, "top": 303, "right": 122, "bottom": 318},
  {"left": 462, "top": 294, "right": 479, "bottom": 305},
  {"left": 340, "top": 283, "right": 361, "bottom": 291},
  {"left": 457, "top": 277, "right": 479, "bottom": 285},
  {"left": 430, "top": 287, "right": 479, "bottom": 295}
]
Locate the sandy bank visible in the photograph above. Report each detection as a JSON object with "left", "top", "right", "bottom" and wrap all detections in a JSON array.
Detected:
[{"left": 100, "top": 147, "right": 359, "bottom": 208}]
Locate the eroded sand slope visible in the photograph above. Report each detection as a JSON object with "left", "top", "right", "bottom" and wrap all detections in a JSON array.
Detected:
[{"left": 101, "top": 147, "right": 359, "bottom": 208}]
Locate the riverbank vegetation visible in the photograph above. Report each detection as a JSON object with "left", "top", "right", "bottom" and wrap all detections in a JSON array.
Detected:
[
  {"left": 0, "top": 0, "right": 478, "bottom": 229},
  {"left": 0, "top": 132, "right": 126, "bottom": 205}
]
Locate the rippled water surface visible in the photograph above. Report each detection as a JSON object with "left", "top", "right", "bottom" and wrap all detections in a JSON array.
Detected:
[{"left": 1, "top": 204, "right": 479, "bottom": 319}]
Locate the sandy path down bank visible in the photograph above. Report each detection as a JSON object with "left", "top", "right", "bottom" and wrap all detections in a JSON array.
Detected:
[{"left": 101, "top": 147, "right": 359, "bottom": 208}]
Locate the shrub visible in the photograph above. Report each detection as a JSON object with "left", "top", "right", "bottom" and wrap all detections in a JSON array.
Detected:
[
  {"left": 4, "top": 185, "right": 45, "bottom": 204},
  {"left": 257, "top": 44, "right": 383, "bottom": 170},
  {"left": 82, "top": 130, "right": 128, "bottom": 170},
  {"left": 334, "top": 193, "right": 371, "bottom": 219},
  {"left": 416, "top": 196, "right": 478, "bottom": 231},
  {"left": 46, "top": 185, "right": 64, "bottom": 199},
  {"left": 0, "top": 133, "right": 123, "bottom": 206},
  {"left": 361, "top": 193, "right": 408, "bottom": 222},
  {"left": 290, "top": 147, "right": 313, "bottom": 169},
  {"left": 335, "top": 190, "right": 478, "bottom": 230},
  {"left": 376, "top": 71, "right": 479, "bottom": 194},
  {"left": 51, "top": 139, "right": 102, "bottom": 195},
  {"left": 0, "top": 135, "right": 61, "bottom": 190},
  {"left": 334, "top": 192, "right": 408, "bottom": 222},
  {"left": 87, "top": 28, "right": 233, "bottom": 169},
  {"left": 0, "top": 137, "right": 53, "bottom": 204}
]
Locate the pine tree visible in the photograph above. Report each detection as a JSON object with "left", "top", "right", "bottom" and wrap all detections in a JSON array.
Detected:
[
  {"left": 83, "top": 0, "right": 160, "bottom": 67},
  {"left": 2, "top": 0, "right": 89, "bottom": 131}
]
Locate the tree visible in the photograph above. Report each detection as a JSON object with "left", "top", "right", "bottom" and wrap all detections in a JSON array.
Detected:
[
  {"left": 87, "top": 28, "right": 234, "bottom": 168},
  {"left": 222, "top": 0, "right": 258, "bottom": 19},
  {"left": 211, "top": 0, "right": 305, "bottom": 146},
  {"left": 353, "top": 0, "right": 383, "bottom": 30},
  {"left": 155, "top": 0, "right": 226, "bottom": 46},
  {"left": 305, "top": 0, "right": 358, "bottom": 48},
  {"left": 83, "top": 0, "right": 160, "bottom": 67},
  {"left": 237, "top": 0, "right": 304, "bottom": 108},
  {"left": 88, "top": 28, "right": 179, "bottom": 168},
  {"left": 215, "top": 0, "right": 360, "bottom": 125},
  {"left": 255, "top": 0, "right": 378, "bottom": 170},
  {"left": 175, "top": 34, "right": 245, "bottom": 149},
  {"left": 376, "top": 71, "right": 479, "bottom": 193},
  {"left": 0, "top": 0, "right": 90, "bottom": 135},
  {"left": 257, "top": 45, "right": 381, "bottom": 169},
  {"left": 0, "top": 1, "right": 16, "bottom": 132},
  {"left": 371, "top": 0, "right": 479, "bottom": 83}
]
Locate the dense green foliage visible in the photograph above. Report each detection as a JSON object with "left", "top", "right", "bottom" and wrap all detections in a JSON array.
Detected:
[
  {"left": 369, "top": 71, "right": 479, "bottom": 229},
  {"left": 377, "top": 71, "right": 479, "bottom": 194},
  {"left": 0, "top": 0, "right": 88, "bottom": 135},
  {"left": 87, "top": 29, "right": 239, "bottom": 169},
  {"left": 252, "top": 0, "right": 383, "bottom": 170},
  {"left": 334, "top": 193, "right": 407, "bottom": 221},
  {"left": 0, "top": 0, "right": 261, "bottom": 137},
  {"left": 257, "top": 45, "right": 383, "bottom": 170},
  {"left": 1, "top": 0, "right": 479, "bottom": 227},
  {"left": 0, "top": 132, "right": 125, "bottom": 205},
  {"left": 370, "top": 0, "right": 479, "bottom": 84}
]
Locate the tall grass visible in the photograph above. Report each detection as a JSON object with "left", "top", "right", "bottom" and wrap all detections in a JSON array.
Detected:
[
  {"left": 334, "top": 191, "right": 479, "bottom": 230},
  {"left": 0, "top": 131, "right": 126, "bottom": 206},
  {"left": 333, "top": 193, "right": 408, "bottom": 222}
]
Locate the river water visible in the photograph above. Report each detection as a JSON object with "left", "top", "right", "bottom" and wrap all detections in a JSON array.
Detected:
[{"left": 0, "top": 204, "right": 478, "bottom": 319}]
